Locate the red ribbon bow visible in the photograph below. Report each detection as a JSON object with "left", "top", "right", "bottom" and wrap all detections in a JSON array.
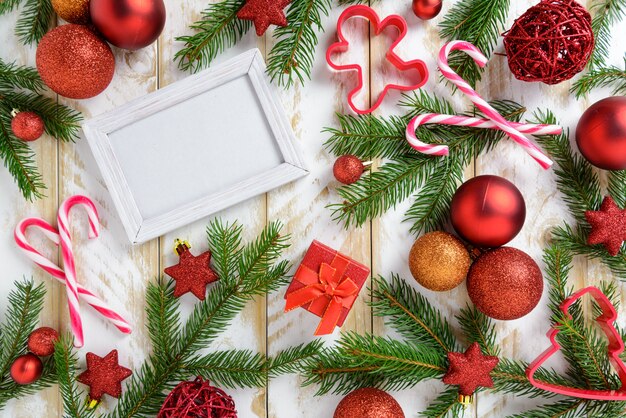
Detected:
[{"left": 285, "top": 254, "right": 359, "bottom": 335}]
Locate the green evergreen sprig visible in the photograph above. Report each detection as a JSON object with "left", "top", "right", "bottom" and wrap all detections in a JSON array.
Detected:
[
  {"left": 571, "top": 59, "right": 626, "bottom": 98},
  {"left": 588, "top": 0, "right": 626, "bottom": 69},
  {"left": 0, "top": 0, "right": 53, "bottom": 45}
]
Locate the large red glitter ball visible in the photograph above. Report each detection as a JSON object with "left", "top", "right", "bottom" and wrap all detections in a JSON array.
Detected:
[
  {"left": 10, "top": 353, "right": 43, "bottom": 385},
  {"left": 467, "top": 247, "right": 543, "bottom": 320},
  {"left": 412, "top": 0, "right": 442, "bottom": 20},
  {"left": 36, "top": 24, "right": 115, "bottom": 99},
  {"left": 333, "top": 155, "right": 364, "bottom": 185},
  {"left": 158, "top": 377, "right": 237, "bottom": 418},
  {"left": 27, "top": 327, "right": 59, "bottom": 357},
  {"left": 450, "top": 175, "right": 526, "bottom": 248},
  {"left": 576, "top": 97, "right": 626, "bottom": 171},
  {"left": 11, "top": 111, "right": 45, "bottom": 142},
  {"left": 90, "top": 0, "right": 166, "bottom": 50},
  {"left": 334, "top": 388, "right": 404, "bottom": 418}
]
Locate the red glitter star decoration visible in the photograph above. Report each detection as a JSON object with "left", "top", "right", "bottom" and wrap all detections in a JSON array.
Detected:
[
  {"left": 164, "top": 243, "right": 219, "bottom": 300},
  {"left": 442, "top": 342, "right": 499, "bottom": 396},
  {"left": 585, "top": 196, "right": 626, "bottom": 256},
  {"left": 77, "top": 350, "right": 132, "bottom": 401},
  {"left": 237, "top": 0, "right": 291, "bottom": 36}
]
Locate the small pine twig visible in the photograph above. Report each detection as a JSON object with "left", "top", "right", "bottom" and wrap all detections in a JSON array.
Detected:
[
  {"left": 456, "top": 305, "right": 499, "bottom": 357},
  {"left": 0, "top": 60, "right": 44, "bottom": 92},
  {"left": 588, "top": 0, "right": 626, "bottom": 69},
  {"left": 571, "top": 59, "right": 626, "bottom": 98},
  {"left": 53, "top": 336, "right": 95, "bottom": 418},
  {"left": 420, "top": 387, "right": 463, "bottom": 418},
  {"left": 14, "top": 0, "right": 54, "bottom": 45}
]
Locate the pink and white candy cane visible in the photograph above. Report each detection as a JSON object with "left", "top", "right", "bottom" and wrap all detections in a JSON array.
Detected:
[
  {"left": 14, "top": 195, "right": 132, "bottom": 347},
  {"left": 406, "top": 41, "right": 559, "bottom": 169}
]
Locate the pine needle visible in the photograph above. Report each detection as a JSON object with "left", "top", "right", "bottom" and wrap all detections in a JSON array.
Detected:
[
  {"left": 588, "top": 0, "right": 626, "bottom": 69},
  {"left": 14, "top": 0, "right": 53, "bottom": 45},
  {"left": 571, "top": 59, "right": 626, "bottom": 98}
]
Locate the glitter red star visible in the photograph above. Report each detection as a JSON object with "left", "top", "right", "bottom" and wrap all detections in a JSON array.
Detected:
[
  {"left": 77, "top": 350, "right": 132, "bottom": 401},
  {"left": 237, "top": 0, "right": 291, "bottom": 36},
  {"left": 442, "top": 342, "right": 499, "bottom": 396},
  {"left": 585, "top": 196, "right": 626, "bottom": 256},
  {"left": 164, "top": 245, "right": 219, "bottom": 300}
]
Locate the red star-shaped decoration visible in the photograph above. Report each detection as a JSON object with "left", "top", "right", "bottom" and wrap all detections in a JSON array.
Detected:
[
  {"left": 585, "top": 196, "right": 626, "bottom": 256},
  {"left": 77, "top": 350, "right": 132, "bottom": 401},
  {"left": 237, "top": 0, "right": 291, "bottom": 36},
  {"left": 164, "top": 247, "right": 219, "bottom": 300},
  {"left": 442, "top": 342, "right": 499, "bottom": 396}
]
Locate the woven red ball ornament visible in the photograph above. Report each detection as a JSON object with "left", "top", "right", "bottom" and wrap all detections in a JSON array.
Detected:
[
  {"left": 158, "top": 377, "right": 237, "bottom": 418},
  {"left": 503, "top": 0, "right": 594, "bottom": 85}
]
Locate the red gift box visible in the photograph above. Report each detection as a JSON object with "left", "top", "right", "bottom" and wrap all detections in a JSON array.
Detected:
[{"left": 284, "top": 240, "right": 370, "bottom": 335}]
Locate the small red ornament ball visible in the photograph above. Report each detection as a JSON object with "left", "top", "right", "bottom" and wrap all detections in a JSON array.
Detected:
[
  {"left": 11, "top": 111, "right": 45, "bottom": 142},
  {"left": 576, "top": 97, "right": 626, "bottom": 170},
  {"left": 333, "top": 155, "right": 364, "bottom": 185},
  {"left": 37, "top": 24, "right": 115, "bottom": 99},
  {"left": 412, "top": 0, "right": 443, "bottom": 20},
  {"left": 334, "top": 388, "right": 404, "bottom": 418},
  {"left": 10, "top": 353, "right": 43, "bottom": 385},
  {"left": 450, "top": 175, "right": 526, "bottom": 248},
  {"left": 91, "top": 0, "right": 166, "bottom": 50},
  {"left": 467, "top": 247, "right": 543, "bottom": 320},
  {"left": 27, "top": 327, "right": 59, "bottom": 357}
]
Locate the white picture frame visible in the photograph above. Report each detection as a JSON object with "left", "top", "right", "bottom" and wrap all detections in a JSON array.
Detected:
[{"left": 83, "top": 49, "right": 308, "bottom": 244}]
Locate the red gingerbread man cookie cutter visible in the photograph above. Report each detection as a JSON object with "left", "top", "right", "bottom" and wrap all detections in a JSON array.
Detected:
[
  {"left": 527, "top": 286, "right": 626, "bottom": 400},
  {"left": 326, "top": 5, "right": 429, "bottom": 115}
]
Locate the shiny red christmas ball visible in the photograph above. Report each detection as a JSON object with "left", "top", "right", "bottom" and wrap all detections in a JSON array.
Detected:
[
  {"left": 333, "top": 155, "right": 365, "bottom": 185},
  {"left": 576, "top": 96, "right": 626, "bottom": 170},
  {"left": 11, "top": 111, "right": 45, "bottom": 141},
  {"left": 450, "top": 175, "right": 526, "bottom": 248},
  {"left": 36, "top": 24, "right": 115, "bottom": 99},
  {"left": 90, "top": 0, "right": 166, "bottom": 50},
  {"left": 467, "top": 247, "right": 543, "bottom": 320},
  {"left": 412, "top": 0, "right": 443, "bottom": 20},
  {"left": 334, "top": 388, "right": 404, "bottom": 418},
  {"left": 27, "top": 327, "right": 59, "bottom": 357},
  {"left": 10, "top": 353, "right": 43, "bottom": 385}
]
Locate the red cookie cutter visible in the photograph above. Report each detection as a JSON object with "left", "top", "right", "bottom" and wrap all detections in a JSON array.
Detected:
[
  {"left": 527, "top": 286, "right": 626, "bottom": 400},
  {"left": 326, "top": 5, "right": 429, "bottom": 115}
]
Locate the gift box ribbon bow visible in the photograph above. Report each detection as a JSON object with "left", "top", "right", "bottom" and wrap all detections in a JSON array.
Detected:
[{"left": 285, "top": 254, "right": 359, "bottom": 335}]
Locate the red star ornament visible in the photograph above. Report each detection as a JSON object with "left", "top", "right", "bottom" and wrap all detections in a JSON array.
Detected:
[
  {"left": 585, "top": 196, "right": 626, "bottom": 256},
  {"left": 164, "top": 245, "right": 219, "bottom": 300},
  {"left": 77, "top": 350, "right": 132, "bottom": 401},
  {"left": 237, "top": 0, "right": 291, "bottom": 36},
  {"left": 442, "top": 342, "right": 499, "bottom": 396}
]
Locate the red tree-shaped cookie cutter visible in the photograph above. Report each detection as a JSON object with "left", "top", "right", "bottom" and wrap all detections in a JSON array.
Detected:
[
  {"left": 326, "top": 5, "right": 428, "bottom": 115},
  {"left": 527, "top": 286, "right": 626, "bottom": 400}
]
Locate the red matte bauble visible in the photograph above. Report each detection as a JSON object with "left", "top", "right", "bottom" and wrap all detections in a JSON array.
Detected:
[
  {"left": 36, "top": 24, "right": 115, "bottom": 99},
  {"left": 11, "top": 111, "right": 45, "bottom": 142},
  {"left": 576, "top": 96, "right": 626, "bottom": 170},
  {"left": 10, "top": 353, "right": 43, "bottom": 385},
  {"left": 412, "top": 0, "right": 442, "bottom": 20},
  {"left": 333, "top": 155, "right": 365, "bottom": 185},
  {"left": 450, "top": 175, "right": 526, "bottom": 248},
  {"left": 467, "top": 247, "right": 543, "bottom": 320},
  {"left": 28, "top": 327, "right": 59, "bottom": 357},
  {"left": 334, "top": 388, "right": 405, "bottom": 418},
  {"left": 90, "top": 0, "right": 166, "bottom": 50}
]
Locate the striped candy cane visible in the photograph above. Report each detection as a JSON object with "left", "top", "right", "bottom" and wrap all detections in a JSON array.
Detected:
[{"left": 406, "top": 41, "right": 556, "bottom": 169}]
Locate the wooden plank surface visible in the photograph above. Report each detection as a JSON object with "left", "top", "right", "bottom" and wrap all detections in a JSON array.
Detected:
[{"left": 1, "top": 0, "right": 625, "bottom": 416}]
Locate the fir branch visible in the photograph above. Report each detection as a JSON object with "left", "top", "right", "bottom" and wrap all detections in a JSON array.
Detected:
[
  {"left": 571, "top": 60, "right": 626, "bottom": 98},
  {"left": 438, "top": 0, "right": 511, "bottom": 88},
  {"left": 14, "top": 0, "right": 53, "bottom": 45},
  {"left": 420, "top": 387, "right": 463, "bottom": 418},
  {"left": 54, "top": 336, "right": 95, "bottom": 418},
  {"left": 145, "top": 278, "right": 180, "bottom": 361},
  {"left": 456, "top": 305, "right": 499, "bottom": 357},
  {"left": 542, "top": 245, "right": 576, "bottom": 318},
  {"left": 266, "top": 0, "right": 331, "bottom": 87},
  {"left": 507, "top": 399, "right": 586, "bottom": 418},
  {"left": 588, "top": 0, "right": 626, "bottom": 69},
  {"left": 608, "top": 169, "right": 626, "bottom": 208},
  {"left": 183, "top": 350, "right": 266, "bottom": 389},
  {"left": 370, "top": 275, "right": 458, "bottom": 354},
  {"left": 0, "top": 0, "right": 21, "bottom": 14},
  {"left": 175, "top": 0, "right": 250, "bottom": 73},
  {"left": 491, "top": 358, "right": 571, "bottom": 399},
  {"left": 206, "top": 219, "right": 243, "bottom": 282},
  {"left": 267, "top": 340, "right": 324, "bottom": 378},
  {"left": 0, "top": 59, "right": 44, "bottom": 92}
]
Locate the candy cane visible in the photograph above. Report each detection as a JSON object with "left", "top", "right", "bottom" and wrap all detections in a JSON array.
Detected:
[{"left": 406, "top": 41, "right": 556, "bottom": 169}]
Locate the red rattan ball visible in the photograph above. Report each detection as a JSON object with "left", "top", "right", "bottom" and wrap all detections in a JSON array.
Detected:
[
  {"left": 158, "top": 377, "right": 237, "bottom": 418},
  {"left": 503, "top": 0, "right": 594, "bottom": 85}
]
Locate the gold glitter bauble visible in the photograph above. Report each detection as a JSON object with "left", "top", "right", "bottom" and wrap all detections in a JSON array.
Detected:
[
  {"left": 334, "top": 388, "right": 404, "bottom": 418},
  {"left": 409, "top": 231, "right": 471, "bottom": 291},
  {"left": 51, "top": 0, "right": 90, "bottom": 24}
]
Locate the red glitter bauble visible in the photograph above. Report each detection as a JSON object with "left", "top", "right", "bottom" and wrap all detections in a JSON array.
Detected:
[
  {"left": 334, "top": 388, "right": 404, "bottom": 418},
  {"left": 11, "top": 111, "right": 45, "bottom": 142},
  {"left": 412, "top": 0, "right": 442, "bottom": 20},
  {"left": 576, "top": 96, "right": 626, "bottom": 170},
  {"left": 467, "top": 247, "right": 543, "bottom": 320},
  {"left": 90, "top": 0, "right": 166, "bottom": 50},
  {"left": 450, "top": 175, "right": 526, "bottom": 248},
  {"left": 77, "top": 350, "right": 132, "bottom": 401},
  {"left": 10, "top": 353, "right": 43, "bottom": 385},
  {"left": 503, "top": 0, "right": 594, "bottom": 85},
  {"left": 27, "top": 327, "right": 59, "bottom": 357},
  {"left": 36, "top": 24, "right": 115, "bottom": 99},
  {"left": 158, "top": 377, "right": 237, "bottom": 418},
  {"left": 333, "top": 155, "right": 364, "bottom": 185}
]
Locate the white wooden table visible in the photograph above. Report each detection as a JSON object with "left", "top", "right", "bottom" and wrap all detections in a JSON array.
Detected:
[{"left": 1, "top": 1, "right": 624, "bottom": 416}]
